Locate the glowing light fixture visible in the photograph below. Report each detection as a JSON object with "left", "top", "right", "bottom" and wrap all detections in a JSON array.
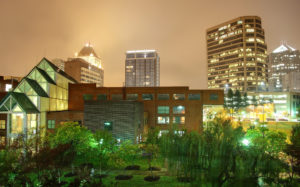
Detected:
[{"left": 242, "top": 139, "right": 250, "bottom": 146}]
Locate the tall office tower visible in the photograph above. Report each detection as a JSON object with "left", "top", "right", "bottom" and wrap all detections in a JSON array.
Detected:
[
  {"left": 64, "top": 43, "right": 104, "bottom": 87},
  {"left": 125, "top": 50, "right": 160, "bottom": 87},
  {"left": 268, "top": 43, "right": 300, "bottom": 92},
  {"left": 207, "top": 16, "right": 268, "bottom": 92}
]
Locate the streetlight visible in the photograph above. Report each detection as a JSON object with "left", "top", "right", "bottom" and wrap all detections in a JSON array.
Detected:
[{"left": 242, "top": 138, "right": 250, "bottom": 146}]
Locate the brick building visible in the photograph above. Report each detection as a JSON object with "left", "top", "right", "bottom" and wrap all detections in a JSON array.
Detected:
[{"left": 47, "top": 84, "right": 224, "bottom": 136}]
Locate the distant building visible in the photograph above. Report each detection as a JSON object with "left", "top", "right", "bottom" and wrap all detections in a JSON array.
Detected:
[
  {"left": 207, "top": 16, "right": 268, "bottom": 92},
  {"left": 52, "top": 58, "right": 65, "bottom": 71},
  {"left": 65, "top": 43, "right": 104, "bottom": 87},
  {"left": 268, "top": 43, "right": 300, "bottom": 92},
  {"left": 282, "top": 72, "right": 300, "bottom": 92},
  {"left": 247, "top": 91, "right": 300, "bottom": 121},
  {"left": 125, "top": 50, "right": 160, "bottom": 87}
]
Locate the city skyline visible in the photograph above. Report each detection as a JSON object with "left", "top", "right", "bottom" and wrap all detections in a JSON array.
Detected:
[{"left": 0, "top": 0, "right": 300, "bottom": 89}]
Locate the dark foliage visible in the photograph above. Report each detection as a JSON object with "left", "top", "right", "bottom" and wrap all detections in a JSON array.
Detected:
[
  {"left": 144, "top": 175, "right": 160, "bottom": 182},
  {"left": 115, "top": 175, "right": 133, "bottom": 180},
  {"left": 125, "top": 165, "right": 140, "bottom": 170}
]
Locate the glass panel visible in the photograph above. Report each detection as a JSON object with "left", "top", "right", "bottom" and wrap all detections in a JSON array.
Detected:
[
  {"left": 28, "top": 96, "right": 38, "bottom": 108},
  {"left": 142, "top": 94, "right": 154, "bottom": 100},
  {"left": 210, "top": 94, "right": 219, "bottom": 101},
  {"left": 173, "top": 106, "right": 185, "bottom": 114},
  {"left": 83, "top": 94, "right": 93, "bottom": 101},
  {"left": 126, "top": 94, "right": 138, "bottom": 100},
  {"left": 50, "top": 98, "right": 57, "bottom": 111},
  {"left": 13, "top": 105, "right": 23, "bottom": 112},
  {"left": 111, "top": 94, "right": 123, "bottom": 100},
  {"left": 157, "top": 116, "right": 169, "bottom": 124},
  {"left": 188, "top": 94, "right": 201, "bottom": 100},
  {"left": 158, "top": 94, "right": 169, "bottom": 100},
  {"left": 157, "top": 106, "right": 169, "bottom": 114},
  {"left": 11, "top": 113, "right": 24, "bottom": 134},
  {"left": 50, "top": 84, "right": 57, "bottom": 98},
  {"left": 47, "top": 120, "right": 55, "bottom": 129},
  {"left": 173, "top": 116, "right": 185, "bottom": 124},
  {"left": 173, "top": 94, "right": 185, "bottom": 100},
  {"left": 97, "top": 94, "right": 107, "bottom": 100},
  {"left": 0, "top": 120, "right": 5, "bottom": 129}
]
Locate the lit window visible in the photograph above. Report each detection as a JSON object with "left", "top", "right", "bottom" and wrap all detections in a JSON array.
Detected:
[
  {"left": 246, "top": 28, "right": 254, "bottom": 32},
  {"left": 173, "top": 94, "right": 185, "bottom": 100},
  {"left": 159, "top": 130, "right": 169, "bottom": 137},
  {"left": 111, "top": 94, "right": 123, "bottom": 100},
  {"left": 83, "top": 94, "right": 93, "bottom": 101},
  {"left": 157, "top": 116, "right": 169, "bottom": 124},
  {"left": 97, "top": 94, "right": 107, "bottom": 100},
  {"left": 158, "top": 106, "right": 169, "bottom": 114},
  {"left": 47, "top": 120, "right": 55, "bottom": 129},
  {"left": 126, "top": 94, "right": 138, "bottom": 100},
  {"left": 5, "top": 84, "right": 12, "bottom": 92},
  {"left": 104, "top": 121, "right": 113, "bottom": 131},
  {"left": 188, "top": 94, "right": 201, "bottom": 100},
  {"left": 158, "top": 94, "right": 169, "bottom": 100},
  {"left": 210, "top": 94, "right": 219, "bottom": 101},
  {"left": 173, "top": 116, "right": 185, "bottom": 124},
  {"left": 173, "top": 106, "right": 185, "bottom": 114},
  {"left": 0, "top": 120, "right": 5, "bottom": 129},
  {"left": 142, "top": 94, "right": 154, "bottom": 100}
]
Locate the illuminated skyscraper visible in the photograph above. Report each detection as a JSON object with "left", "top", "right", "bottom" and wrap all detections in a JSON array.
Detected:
[
  {"left": 125, "top": 50, "right": 160, "bottom": 87},
  {"left": 207, "top": 16, "right": 268, "bottom": 92},
  {"left": 268, "top": 43, "right": 300, "bottom": 92},
  {"left": 65, "top": 43, "right": 104, "bottom": 87}
]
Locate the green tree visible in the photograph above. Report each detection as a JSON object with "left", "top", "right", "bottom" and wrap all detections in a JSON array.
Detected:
[{"left": 284, "top": 125, "right": 300, "bottom": 182}]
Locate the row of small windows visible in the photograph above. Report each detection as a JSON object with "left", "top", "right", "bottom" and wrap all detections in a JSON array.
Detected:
[
  {"left": 157, "top": 106, "right": 185, "bottom": 114},
  {"left": 157, "top": 116, "right": 185, "bottom": 125},
  {"left": 83, "top": 93, "right": 203, "bottom": 101}
]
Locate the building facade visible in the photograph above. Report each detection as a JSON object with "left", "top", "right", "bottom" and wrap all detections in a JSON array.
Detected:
[
  {"left": 268, "top": 43, "right": 300, "bottom": 92},
  {"left": 84, "top": 101, "right": 144, "bottom": 142},
  {"left": 0, "top": 58, "right": 76, "bottom": 146},
  {"left": 62, "top": 84, "right": 223, "bottom": 134},
  {"left": 207, "top": 16, "right": 268, "bottom": 92},
  {"left": 125, "top": 50, "right": 160, "bottom": 87},
  {"left": 247, "top": 91, "right": 300, "bottom": 121},
  {"left": 65, "top": 43, "right": 104, "bottom": 87}
]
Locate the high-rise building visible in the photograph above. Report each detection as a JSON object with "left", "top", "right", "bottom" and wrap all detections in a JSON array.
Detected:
[
  {"left": 65, "top": 43, "right": 104, "bottom": 87},
  {"left": 125, "top": 50, "right": 160, "bottom": 87},
  {"left": 207, "top": 16, "right": 268, "bottom": 92},
  {"left": 268, "top": 43, "right": 300, "bottom": 92}
]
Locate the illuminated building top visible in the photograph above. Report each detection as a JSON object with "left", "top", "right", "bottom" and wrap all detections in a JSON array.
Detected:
[
  {"left": 126, "top": 50, "right": 156, "bottom": 54},
  {"left": 272, "top": 44, "right": 296, "bottom": 53},
  {"left": 76, "top": 43, "right": 103, "bottom": 69}
]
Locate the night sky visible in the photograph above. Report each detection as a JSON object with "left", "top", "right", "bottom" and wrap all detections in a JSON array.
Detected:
[{"left": 0, "top": 0, "right": 299, "bottom": 89}]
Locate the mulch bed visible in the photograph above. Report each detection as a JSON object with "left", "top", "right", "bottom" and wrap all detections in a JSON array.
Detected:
[
  {"left": 125, "top": 165, "right": 141, "bottom": 170},
  {"left": 148, "top": 166, "right": 161, "bottom": 171},
  {"left": 144, "top": 175, "right": 160, "bottom": 182},
  {"left": 115, "top": 175, "right": 133, "bottom": 180}
]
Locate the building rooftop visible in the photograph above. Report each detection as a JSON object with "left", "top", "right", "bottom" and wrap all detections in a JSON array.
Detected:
[
  {"left": 272, "top": 44, "right": 296, "bottom": 53},
  {"left": 77, "top": 43, "right": 99, "bottom": 58},
  {"left": 126, "top": 50, "right": 156, "bottom": 54}
]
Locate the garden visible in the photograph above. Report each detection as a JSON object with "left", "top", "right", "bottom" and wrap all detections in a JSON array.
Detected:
[{"left": 0, "top": 118, "right": 299, "bottom": 186}]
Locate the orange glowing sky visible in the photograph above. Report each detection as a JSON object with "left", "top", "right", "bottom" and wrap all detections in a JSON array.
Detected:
[{"left": 0, "top": 0, "right": 299, "bottom": 89}]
